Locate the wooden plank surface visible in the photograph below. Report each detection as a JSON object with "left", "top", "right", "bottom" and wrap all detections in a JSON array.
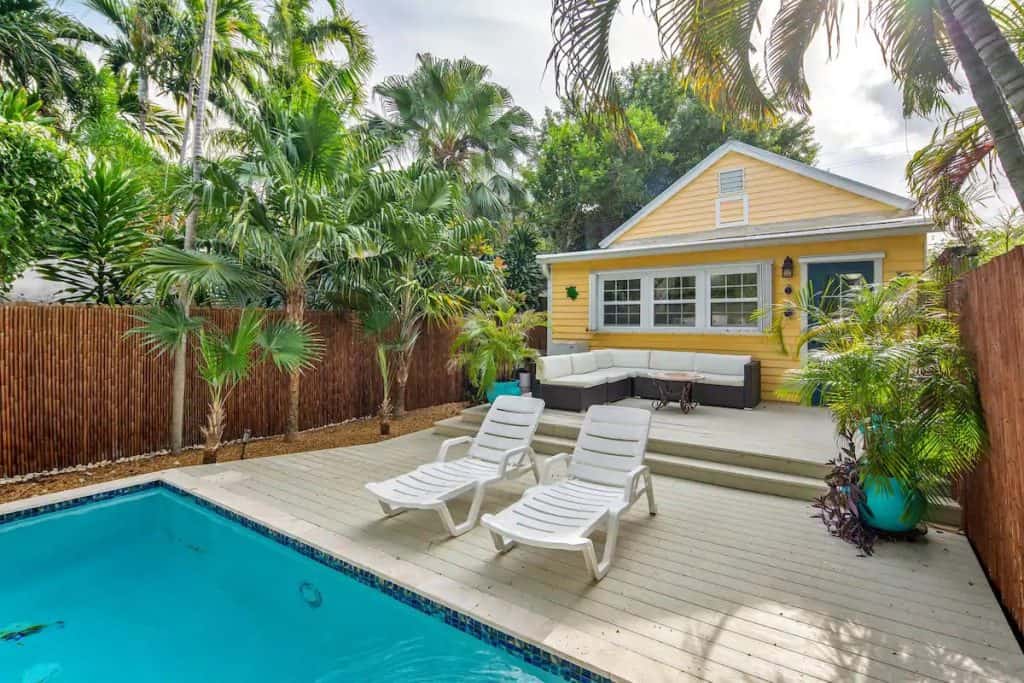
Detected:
[{"left": 188, "top": 431, "right": 1024, "bottom": 682}]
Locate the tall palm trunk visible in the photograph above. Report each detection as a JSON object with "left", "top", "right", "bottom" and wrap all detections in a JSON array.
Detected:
[
  {"left": 178, "top": 85, "right": 194, "bottom": 165},
  {"left": 947, "top": 0, "right": 1024, "bottom": 126},
  {"left": 940, "top": 0, "right": 1024, "bottom": 213},
  {"left": 170, "top": 0, "right": 218, "bottom": 454},
  {"left": 284, "top": 289, "right": 305, "bottom": 441},
  {"left": 137, "top": 66, "right": 149, "bottom": 135}
]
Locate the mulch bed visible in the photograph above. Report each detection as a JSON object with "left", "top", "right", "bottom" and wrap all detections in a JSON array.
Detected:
[{"left": 0, "top": 402, "right": 467, "bottom": 505}]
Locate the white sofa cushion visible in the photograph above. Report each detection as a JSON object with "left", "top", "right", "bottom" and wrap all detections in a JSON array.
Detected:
[
  {"left": 570, "top": 352, "right": 598, "bottom": 375},
  {"left": 545, "top": 372, "right": 607, "bottom": 389},
  {"left": 698, "top": 372, "right": 745, "bottom": 387},
  {"left": 593, "top": 349, "right": 614, "bottom": 369},
  {"left": 590, "top": 368, "right": 631, "bottom": 383},
  {"left": 610, "top": 349, "right": 650, "bottom": 369},
  {"left": 537, "top": 355, "right": 573, "bottom": 381},
  {"left": 650, "top": 351, "right": 695, "bottom": 372},
  {"left": 694, "top": 353, "right": 750, "bottom": 376}
]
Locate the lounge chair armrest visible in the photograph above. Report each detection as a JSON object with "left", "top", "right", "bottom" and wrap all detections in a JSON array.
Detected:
[
  {"left": 540, "top": 452, "right": 572, "bottom": 484},
  {"left": 494, "top": 445, "right": 529, "bottom": 477},
  {"left": 623, "top": 465, "right": 650, "bottom": 502},
  {"left": 436, "top": 436, "right": 473, "bottom": 462}
]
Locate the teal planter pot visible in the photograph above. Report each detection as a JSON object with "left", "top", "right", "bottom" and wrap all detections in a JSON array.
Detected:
[
  {"left": 858, "top": 476, "right": 926, "bottom": 532},
  {"left": 485, "top": 380, "right": 522, "bottom": 402}
]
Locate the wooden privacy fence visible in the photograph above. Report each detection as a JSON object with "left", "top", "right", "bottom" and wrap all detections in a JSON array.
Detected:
[
  {"left": 0, "top": 304, "right": 464, "bottom": 478},
  {"left": 947, "top": 246, "right": 1024, "bottom": 634}
]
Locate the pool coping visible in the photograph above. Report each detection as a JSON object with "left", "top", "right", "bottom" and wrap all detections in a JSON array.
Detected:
[{"left": 0, "top": 472, "right": 636, "bottom": 683}]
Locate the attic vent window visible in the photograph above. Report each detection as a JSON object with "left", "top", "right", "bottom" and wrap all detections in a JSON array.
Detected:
[{"left": 718, "top": 169, "right": 745, "bottom": 196}]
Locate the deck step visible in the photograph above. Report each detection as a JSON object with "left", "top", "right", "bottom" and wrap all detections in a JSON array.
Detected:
[
  {"left": 456, "top": 403, "right": 830, "bottom": 479},
  {"left": 432, "top": 412, "right": 962, "bottom": 527}
]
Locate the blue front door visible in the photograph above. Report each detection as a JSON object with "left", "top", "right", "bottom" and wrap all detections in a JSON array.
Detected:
[{"left": 805, "top": 260, "right": 876, "bottom": 404}]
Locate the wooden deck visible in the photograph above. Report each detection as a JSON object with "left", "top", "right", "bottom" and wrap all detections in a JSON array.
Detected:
[{"left": 179, "top": 430, "right": 1024, "bottom": 682}]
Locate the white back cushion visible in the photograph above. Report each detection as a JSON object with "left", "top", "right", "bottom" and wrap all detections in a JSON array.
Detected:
[
  {"left": 694, "top": 353, "right": 750, "bottom": 376},
  {"left": 593, "top": 349, "right": 614, "bottom": 369},
  {"left": 570, "top": 405, "right": 652, "bottom": 487},
  {"left": 537, "top": 355, "right": 573, "bottom": 381},
  {"left": 469, "top": 395, "right": 545, "bottom": 464},
  {"left": 610, "top": 349, "right": 651, "bottom": 369},
  {"left": 570, "top": 352, "right": 598, "bottom": 375},
  {"left": 650, "top": 351, "right": 695, "bottom": 372}
]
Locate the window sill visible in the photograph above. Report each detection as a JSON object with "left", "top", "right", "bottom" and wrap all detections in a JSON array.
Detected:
[{"left": 592, "top": 326, "right": 764, "bottom": 336}]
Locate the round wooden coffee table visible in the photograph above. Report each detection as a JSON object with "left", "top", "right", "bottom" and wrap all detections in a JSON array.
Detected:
[{"left": 650, "top": 371, "right": 704, "bottom": 413}]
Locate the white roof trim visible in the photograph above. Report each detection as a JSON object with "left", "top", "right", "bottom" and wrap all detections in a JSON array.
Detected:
[
  {"left": 539, "top": 219, "right": 932, "bottom": 264},
  {"left": 597, "top": 140, "right": 918, "bottom": 248}
]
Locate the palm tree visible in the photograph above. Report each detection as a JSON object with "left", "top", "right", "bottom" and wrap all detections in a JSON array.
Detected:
[
  {"left": 260, "top": 0, "right": 373, "bottom": 106},
  {"left": 132, "top": 307, "right": 320, "bottom": 462},
  {"left": 332, "top": 163, "right": 503, "bottom": 415},
  {"left": 546, "top": 0, "right": 1024, "bottom": 214},
  {"left": 0, "top": 0, "right": 97, "bottom": 107},
  {"left": 39, "top": 160, "right": 154, "bottom": 303},
  {"left": 202, "top": 90, "right": 374, "bottom": 440},
  {"left": 907, "top": 2, "right": 1024, "bottom": 236},
  {"left": 84, "top": 0, "right": 178, "bottom": 135},
  {"left": 372, "top": 54, "right": 533, "bottom": 218}
]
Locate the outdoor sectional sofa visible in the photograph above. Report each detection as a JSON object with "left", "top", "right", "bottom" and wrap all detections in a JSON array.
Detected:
[{"left": 532, "top": 349, "right": 760, "bottom": 412}]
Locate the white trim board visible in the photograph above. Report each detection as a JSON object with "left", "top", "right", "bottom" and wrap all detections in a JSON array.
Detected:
[{"left": 598, "top": 140, "right": 917, "bottom": 248}]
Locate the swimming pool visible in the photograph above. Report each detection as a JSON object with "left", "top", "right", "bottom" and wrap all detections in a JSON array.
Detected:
[{"left": 0, "top": 483, "right": 596, "bottom": 682}]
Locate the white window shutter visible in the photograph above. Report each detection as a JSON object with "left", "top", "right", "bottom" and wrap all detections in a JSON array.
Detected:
[
  {"left": 757, "top": 262, "right": 773, "bottom": 331},
  {"left": 588, "top": 273, "right": 599, "bottom": 331}
]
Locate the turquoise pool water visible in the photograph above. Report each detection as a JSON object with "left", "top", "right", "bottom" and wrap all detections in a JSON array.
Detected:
[{"left": 0, "top": 487, "right": 564, "bottom": 682}]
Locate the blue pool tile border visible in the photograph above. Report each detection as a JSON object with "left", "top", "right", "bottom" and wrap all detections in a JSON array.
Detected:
[{"left": 0, "top": 480, "right": 613, "bottom": 683}]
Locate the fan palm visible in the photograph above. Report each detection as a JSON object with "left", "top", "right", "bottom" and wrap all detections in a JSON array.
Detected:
[
  {"left": 0, "top": 0, "right": 98, "bottom": 108},
  {"left": 39, "top": 160, "right": 154, "bottom": 304},
  {"left": 202, "top": 89, "right": 375, "bottom": 439},
  {"left": 330, "top": 163, "right": 503, "bottom": 415},
  {"left": 372, "top": 54, "right": 533, "bottom": 219},
  {"left": 131, "top": 307, "right": 319, "bottom": 461},
  {"left": 547, "top": 0, "right": 1024, "bottom": 215}
]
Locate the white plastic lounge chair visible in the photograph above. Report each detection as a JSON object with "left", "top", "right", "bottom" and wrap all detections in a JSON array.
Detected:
[
  {"left": 365, "top": 395, "right": 545, "bottom": 537},
  {"left": 481, "top": 404, "right": 655, "bottom": 580}
]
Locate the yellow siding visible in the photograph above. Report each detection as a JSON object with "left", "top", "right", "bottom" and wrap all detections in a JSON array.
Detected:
[
  {"left": 548, "top": 234, "right": 927, "bottom": 400},
  {"left": 615, "top": 152, "right": 903, "bottom": 244}
]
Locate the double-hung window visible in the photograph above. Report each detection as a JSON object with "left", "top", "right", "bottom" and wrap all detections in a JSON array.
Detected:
[
  {"left": 652, "top": 275, "right": 697, "bottom": 327},
  {"left": 601, "top": 277, "right": 642, "bottom": 327},
  {"left": 709, "top": 270, "right": 760, "bottom": 328},
  {"left": 593, "top": 262, "right": 769, "bottom": 332}
]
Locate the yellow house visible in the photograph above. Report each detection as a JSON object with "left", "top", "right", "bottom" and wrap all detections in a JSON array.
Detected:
[{"left": 537, "top": 140, "right": 933, "bottom": 400}]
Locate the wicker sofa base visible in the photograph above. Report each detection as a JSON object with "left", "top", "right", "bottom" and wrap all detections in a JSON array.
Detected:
[{"left": 534, "top": 382, "right": 608, "bottom": 412}]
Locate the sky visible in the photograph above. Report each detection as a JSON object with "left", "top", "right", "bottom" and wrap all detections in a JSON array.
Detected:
[{"left": 62, "top": 0, "right": 1014, "bottom": 219}]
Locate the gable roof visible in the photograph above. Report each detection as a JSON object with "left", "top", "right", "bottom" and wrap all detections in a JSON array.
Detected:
[{"left": 598, "top": 140, "right": 918, "bottom": 249}]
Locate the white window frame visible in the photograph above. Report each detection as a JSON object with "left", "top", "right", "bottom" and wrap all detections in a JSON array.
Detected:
[
  {"left": 715, "top": 168, "right": 749, "bottom": 228},
  {"left": 652, "top": 272, "right": 699, "bottom": 329},
  {"left": 592, "top": 261, "right": 771, "bottom": 334},
  {"left": 706, "top": 265, "right": 761, "bottom": 330}
]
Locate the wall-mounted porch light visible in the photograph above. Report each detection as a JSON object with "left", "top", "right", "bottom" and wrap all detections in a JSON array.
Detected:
[{"left": 781, "top": 256, "right": 794, "bottom": 279}]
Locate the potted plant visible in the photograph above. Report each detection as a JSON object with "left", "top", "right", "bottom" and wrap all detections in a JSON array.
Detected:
[
  {"left": 449, "top": 299, "right": 546, "bottom": 402},
  {"left": 769, "top": 277, "right": 985, "bottom": 546}
]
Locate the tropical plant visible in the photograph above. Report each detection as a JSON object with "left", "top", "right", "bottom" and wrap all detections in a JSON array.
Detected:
[
  {"left": 84, "top": 0, "right": 179, "bottom": 135},
  {"left": 500, "top": 222, "right": 546, "bottom": 309},
  {"left": 0, "top": 0, "right": 97, "bottom": 108},
  {"left": 372, "top": 54, "right": 533, "bottom": 219},
  {"left": 0, "top": 110, "right": 79, "bottom": 293},
  {"left": 770, "top": 277, "right": 986, "bottom": 545},
  {"left": 332, "top": 163, "right": 502, "bottom": 415},
  {"left": 39, "top": 160, "right": 154, "bottom": 303},
  {"left": 204, "top": 89, "right": 375, "bottom": 439},
  {"left": 130, "top": 307, "right": 319, "bottom": 461},
  {"left": 449, "top": 300, "right": 546, "bottom": 400},
  {"left": 546, "top": 0, "right": 1024, "bottom": 219}
]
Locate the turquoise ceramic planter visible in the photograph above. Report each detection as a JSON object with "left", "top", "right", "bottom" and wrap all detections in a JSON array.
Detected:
[
  {"left": 858, "top": 476, "right": 926, "bottom": 532},
  {"left": 485, "top": 380, "right": 522, "bottom": 402}
]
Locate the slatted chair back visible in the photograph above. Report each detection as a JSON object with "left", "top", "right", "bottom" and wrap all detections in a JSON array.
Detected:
[
  {"left": 569, "top": 405, "right": 652, "bottom": 487},
  {"left": 468, "top": 396, "right": 546, "bottom": 466}
]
